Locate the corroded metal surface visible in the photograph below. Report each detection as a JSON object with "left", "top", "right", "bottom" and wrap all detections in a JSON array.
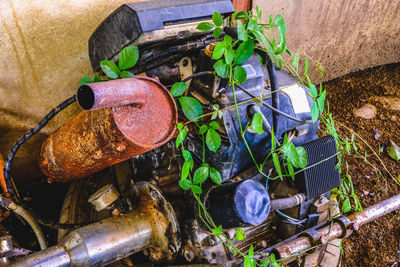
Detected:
[
  {"left": 271, "top": 193, "right": 400, "bottom": 261},
  {"left": 10, "top": 182, "right": 180, "bottom": 267},
  {"left": 39, "top": 77, "right": 177, "bottom": 182}
]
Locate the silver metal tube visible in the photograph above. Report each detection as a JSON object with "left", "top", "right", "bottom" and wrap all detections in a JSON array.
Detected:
[{"left": 10, "top": 211, "right": 153, "bottom": 267}]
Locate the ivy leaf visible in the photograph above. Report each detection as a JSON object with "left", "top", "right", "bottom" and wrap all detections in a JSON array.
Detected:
[
  {"left": 209, "top": 121, "right": 220, "bottom": 130},
  {"left": 118, "top": 46, "right": 139, "bottom": 70},
  {"left": 191, "top": 185, "right": 202, "bottom": 194},
  {"left": 100, "top": 60, "right": 120, "bottom": 79},
  {"left": 199, "top": 124, "right": 209, "bottom": 135},
  {"left": 181, "top": 160, "right": 193, "bottom": 180},
  {"left": 342, "top": 197, "right": 351, "bottom": 213},
  {"left": 244, "top": 256, "right": 252, "bottom": 267},
  {"left": 235, "top": 228, "right": 246, "bottom": 241},
  {"left": 311, "top": 101, "right": 319, "bottom": 122},
  {"left": 212, "top": 12, "right": 223, "bottom": 27},
  {"left": 296, "top": 146, "right": 308, "bottom": 168},
  {"left": 274, "top": 14, "right": 287, "bottom": 34},
  {"left": 317, "top": 90, "right": 326, "bottom": 113},
  {"left": 248, "top": 244, "right": 254, "bottom": 258},
  {"left": 120, "top": 71, "right": 134, "bottom": 78},
  {"left": 212, "top": 42, "right": 226, "bottom": 60},
  {"left": 234, "top": 65, "right": 247, "bottom": 84},
  {"left": 213, "top": 26, "right": 222, "bottom": 39},
  {"left": 206, "top": 128, "right": 221, "bottom": 152},
  {"left": 292, "top": 49, "right": 300, "bottom": 72},
  {"left": 213, "top": 59, "right": 229, "bottom": 78},
  {"left": 93, "top": 75, "right": 103, "bottom": 82},
  {"left": 225, "top": 47, "right": 235, "bottom": 64},
  {"left": 237, "top": 20, "right": 247, "bottom": 41},
  {"left": 304, "top": 56, "right": 309, "bottom": 75},
  {"left": 272, "top": 153, "right": 282, "bottom": 180},
  {"left": 210, "top": 167, "right": 222, "bottom": 184},
  {"left": 234, "top": 39, "right": 254, "bottom": 65},
  {"left": 309, "top": 83, "right": 318, "bottom": 98},
  {"left": 281, "top": 142, "right": 299, "bottom": 167},
  {"left": 179, "top": 179, "right": 192, "bottom": 190},
  {"left": 234, "top": 11, "right": 248, "bottom": 19},
  {"left": 193, "top": 166, "right": 209, "bottom": 184},
  {"left": 247, "top": 20, "right": 258, "bottom": 31},
  {"left": 197, "top": 22, "right": 214, "bottom": 31},
  {"left": 80, "top": 76, "right": 92, "bottom": 85},
  {"left": 176, "top": 126, "right": 188, "bottom": 147},
  {"left": 250, "top": 113, "right": 264, "bottom": 134},
  {"left": 182, "top": 150, "right": 192, "bottom": 161},
  {"left": 171, "top": 82, "right": 187, "bottom": 97},
  {"left": 179, "top": 97, "right": 203, "bottom": 121},
  {"left": 212, "top": 225, "right": 223, "bottom": 237},
  {"left": 223, "top": 35, "right": 232, "bottom": 46},
  {"left": 387, "top": 141, "right": 400, "bottom": 161}
]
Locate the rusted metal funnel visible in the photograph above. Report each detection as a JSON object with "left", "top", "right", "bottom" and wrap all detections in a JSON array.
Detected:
[{"left": 39, "top": 76, "right": 177, "bottom": 183}]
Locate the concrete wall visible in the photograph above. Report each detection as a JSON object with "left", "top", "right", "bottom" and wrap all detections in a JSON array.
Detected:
[{"left": 254, "top": 0, "right": 400, "bottom": 82}]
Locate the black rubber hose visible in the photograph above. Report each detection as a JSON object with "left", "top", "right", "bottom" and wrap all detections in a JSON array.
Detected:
[
  {"left": 267, "top": 59, "right": 280, "bottom": 130},
  {"left": 182, "top": 71, "right": 214, "bottom": 83},
  {"left": 3, "top": 95, "right": 77, "bottom": 199},
  {"left": 237, "top": 84, "right": 313, "bottom": 123}
]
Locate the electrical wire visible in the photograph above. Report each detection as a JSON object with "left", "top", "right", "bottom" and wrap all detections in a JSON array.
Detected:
[
  {"left": 275, "top": 209, "right": 307, "bottom": 225},
  {"left": 182, "top": 71, "right": 214, "bottom": 83},
  {"left": 3, "top": 95, "right": 76, "bottom": 200},
  {"left": 236, "top": 84, "right": 313, "bottom": 123}
]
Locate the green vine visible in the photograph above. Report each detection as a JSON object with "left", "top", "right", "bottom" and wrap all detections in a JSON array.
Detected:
[{"left": 79, "top": 6, "right": 398, "bottom": 266}]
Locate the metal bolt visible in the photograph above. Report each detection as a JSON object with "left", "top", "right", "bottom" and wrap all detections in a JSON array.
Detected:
[
  {"left": 188, "top": 142, "right": 195, "bottom": 152},
  {"left": 184, "top": 250, "right": 195, "bottom": 262},
  {"left": 208, "top": 236, "right": 217, "bottom": 246}
]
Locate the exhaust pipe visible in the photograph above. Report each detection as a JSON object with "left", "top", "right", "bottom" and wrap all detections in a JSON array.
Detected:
[
  {"left": 39, "top": 76, "right": 177, "bottom": 182},
  {"left": 9, "top": 182, "right": 180, "bottom": 267}
]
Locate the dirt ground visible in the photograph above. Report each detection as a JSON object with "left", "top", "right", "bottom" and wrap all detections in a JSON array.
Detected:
[{"left": 323, "top": 63, "right": 400, "bottom": 267}]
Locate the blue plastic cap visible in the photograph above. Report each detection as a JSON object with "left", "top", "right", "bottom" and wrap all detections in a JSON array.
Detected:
[{"left": 234, "top": 180, "right": 270, "bottom": 225}]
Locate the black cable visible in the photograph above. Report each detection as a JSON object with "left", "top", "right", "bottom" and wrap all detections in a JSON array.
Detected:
[
  {"left": 182, "top": 71, "right": 214, "bottom": 83},
  {"left": 267, "top": 59, "right": 280, "bottom": 130},
  {"left": 236, "top": 84, "right": 313, "bottom": 123},
  {"left": 3, "top": 95, "right": 77, "bottom": 199}
]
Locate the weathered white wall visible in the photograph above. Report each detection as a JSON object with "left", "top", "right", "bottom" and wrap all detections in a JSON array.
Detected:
[{"left": 254, "top": 0, "right": 400, "bottom": 82}]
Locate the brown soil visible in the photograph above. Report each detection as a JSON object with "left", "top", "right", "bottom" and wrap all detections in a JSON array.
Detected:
[{"left": 323, "top": 63, "right": 400, "bottom": 267}]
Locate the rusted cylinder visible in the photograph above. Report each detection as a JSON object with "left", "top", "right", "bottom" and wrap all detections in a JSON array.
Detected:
[
  {"left": 39, "top": 76, "right": 177, "bottom": 182},
  {"left": 271, "top": 193, "right": 400, "bottom": 260}
]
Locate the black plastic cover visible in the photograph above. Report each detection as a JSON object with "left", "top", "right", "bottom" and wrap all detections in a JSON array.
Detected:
[
  {"left": 294, "top": 136, "right": 341, "bottom": 199},
  {"left": 205, "top": 180, "right": 271, "bottom": 228},
  {"left": 89, "top": 0, "right": 234, "bottom": 71}
]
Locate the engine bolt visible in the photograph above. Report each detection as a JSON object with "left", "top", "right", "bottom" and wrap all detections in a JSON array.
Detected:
[
  {"left": 184, "top": 250, "right": 195, "bottom": 262},
  {"left": 208, "top": 236, "right": 217, "bottom": 246}
]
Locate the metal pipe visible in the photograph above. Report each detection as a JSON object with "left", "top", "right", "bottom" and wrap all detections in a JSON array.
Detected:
[
  {"left": 10, "top": 182, "right": 180, "bottom": 266},
  {"left": 39, "top": 76, "right": 177, "bottom": 182},
  {"left": 270, "top": 193, "right": 306, "bottom": 211},
  {"left": 10, "top": 211, "right": 153, "bottom": 267},
  {"left": 271, "top": 193, "right": 400, "bottom": 260}
]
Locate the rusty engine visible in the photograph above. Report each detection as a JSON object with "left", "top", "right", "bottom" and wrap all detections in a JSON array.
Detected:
[{"left": 1, "top": 1, "right": 400, "bottom": 266}]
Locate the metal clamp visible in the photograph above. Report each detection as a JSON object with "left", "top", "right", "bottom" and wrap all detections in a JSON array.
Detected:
[{"left": 333, "top": 216, "right": 353, "bottom": 238}]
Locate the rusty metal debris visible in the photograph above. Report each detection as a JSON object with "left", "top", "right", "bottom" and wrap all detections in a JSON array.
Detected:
[{"left": 39, "top": 77, "right": 177, "bottom": 182}]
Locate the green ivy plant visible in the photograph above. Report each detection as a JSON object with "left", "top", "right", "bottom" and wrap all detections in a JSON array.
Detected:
[{"left": 80, "top": 45, "right": 139, "bottom": 84}]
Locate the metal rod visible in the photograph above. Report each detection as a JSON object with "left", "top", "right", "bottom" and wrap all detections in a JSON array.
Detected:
[{"left": 271, "top": 193, "right": 400, "bottom": 260}]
